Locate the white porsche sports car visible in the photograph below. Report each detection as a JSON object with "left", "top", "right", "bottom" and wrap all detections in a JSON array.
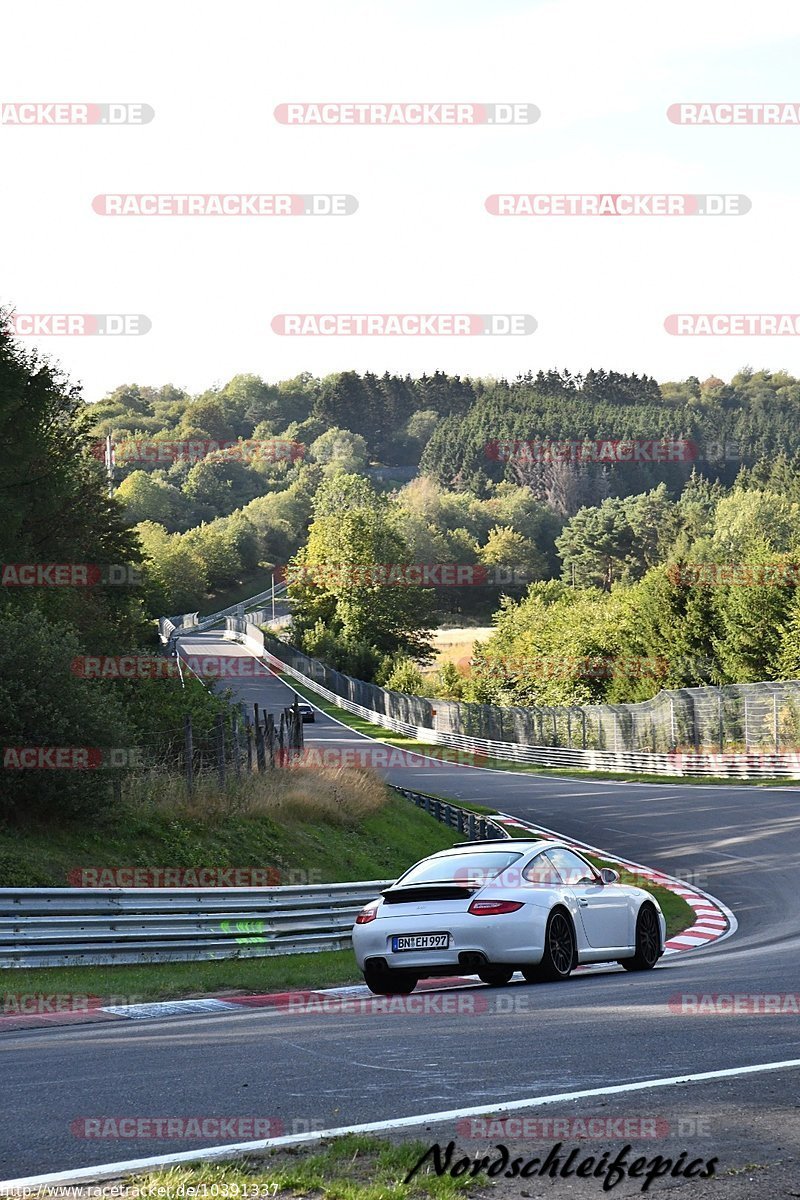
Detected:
[{"left": 352, "top": 838, "right": 666, "bottom": 995}]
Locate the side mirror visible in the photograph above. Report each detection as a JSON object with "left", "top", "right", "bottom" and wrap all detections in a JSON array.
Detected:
[{"left": 599, "top": 867, "right": 619, "bottom": 885}]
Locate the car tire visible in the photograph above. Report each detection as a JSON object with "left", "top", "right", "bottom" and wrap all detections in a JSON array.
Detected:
[
  {"left": 619, "top": 903, "right": 661, "bottom": 971},
  {"left": 363, "top": 969, "right": 418, "bottom": 995},
  {"left": 477, "top": 967, "right": 514, "bottom": 986},
  {"left": 522, "top": 908, "right": 575, "bottom": 983}
]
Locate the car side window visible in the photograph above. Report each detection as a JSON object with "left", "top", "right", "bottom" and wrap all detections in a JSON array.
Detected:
[
  {"left": 521, "top": 852, "right": 562, "bottom": 887},
  {"left": 545, "top": 847, "right": 598, "bottom": 887}
]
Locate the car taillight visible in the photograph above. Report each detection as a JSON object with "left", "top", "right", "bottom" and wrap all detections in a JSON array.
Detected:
[
  {"left": 355, "top": 903, "right": 379, "bottom": 924},
  {"left": 468, "top": 899, "right": 524, "bottom": 916}
]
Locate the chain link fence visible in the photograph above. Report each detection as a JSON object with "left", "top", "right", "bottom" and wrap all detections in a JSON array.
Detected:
[{"left": 263, "top": 637, "right": 800, "bottom": 754}]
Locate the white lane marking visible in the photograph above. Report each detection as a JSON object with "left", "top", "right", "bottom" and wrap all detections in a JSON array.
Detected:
[
  {"left": 6, "top": 1057, "right": 800, "bottom": 1189},
  {"left": 303, "top": 729, "right": 367, "bottom": 739}
]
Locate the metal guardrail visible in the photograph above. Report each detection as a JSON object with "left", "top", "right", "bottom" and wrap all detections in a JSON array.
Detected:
[
  {"left": 159, "top": 587, "right": 290, "bottom": 645},
  {"left": 167, "top": 585, "right": 290, "bottom": 641},
  {"left": 393, "top": 786, "right": 508, "bottom": 841},
  {"left": 0, "top": 789, "right": 505, "bottom": 968},
  {"left": 248, "top": 633, "right": 800, "bottom": 780},
  {"left": 0, "top": 882, "right": 391, "bottom": 968}
]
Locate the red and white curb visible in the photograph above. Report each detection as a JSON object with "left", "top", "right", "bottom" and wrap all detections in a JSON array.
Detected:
[
  {"left": 0, "top": 977, "right": 484, "bottom": 1033},
  {"left": 492, "top": 812, "right": 735, "bottom": 955}
]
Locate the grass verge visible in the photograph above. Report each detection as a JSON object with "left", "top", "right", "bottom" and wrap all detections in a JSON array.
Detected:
[
  {"left": 127, "top": 1135, "right": 475, "bottom": 1200},
  {"left": 0, "top": 779, "right": 462, "bottom": 1001},
  {"left": 0, "top": 776, "right": 460, "bottom": 889},
  {"left": 3, "top": 948, "right": 362, "bottom": 1006}
]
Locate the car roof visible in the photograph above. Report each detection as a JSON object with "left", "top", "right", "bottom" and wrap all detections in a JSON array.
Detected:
[{"left": 432, "top": 839, "right": 552, "bottom": 855}]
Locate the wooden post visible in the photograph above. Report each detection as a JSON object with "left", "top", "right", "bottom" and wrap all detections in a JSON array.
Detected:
[
  {"left": 292, "top": 698, "right": 303, "bottom": 751},
  {"left": 232, "top": 712, "right": 242, "bottom": 780},
  {"left": 216, "top": 713, "right": 226, "bottom": 787},
  {"left": 266, "top": 712, "right": 275, "bottom": 768},
  {"left": 184, "top": 715, "right": 194, "bottom": 795},
  {"left": 254, "top": 704, "right": 266, "bottom": 772}
]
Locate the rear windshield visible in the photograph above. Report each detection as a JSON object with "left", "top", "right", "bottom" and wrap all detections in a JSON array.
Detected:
[{"left": 397, "top": 851, "right": 523, "bottom": 886}]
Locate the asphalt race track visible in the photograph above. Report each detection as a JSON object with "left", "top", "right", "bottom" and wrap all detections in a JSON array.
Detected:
[{"left": 2, "top": 632, "right": 799, "bottom": 1191}]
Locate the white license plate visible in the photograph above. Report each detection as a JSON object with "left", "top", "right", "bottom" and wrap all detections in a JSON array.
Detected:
[{"left": 392, "top": 932, "right": 449, "bottom": 952}]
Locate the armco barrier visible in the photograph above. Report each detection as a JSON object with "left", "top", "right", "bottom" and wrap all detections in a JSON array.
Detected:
[
  {"left": 0, "top": 790, "right": 506, "bottom": 968},
  {"left": 0, "top": 882, "right": 391, "bottom": 968},
  {"left": 161, "top": 585, "right": 290, "bottom": 645},
  {"left": 215, "top": 620, "right": 800, "bottom": 779},
  {"left": 393, "top": 787, "right": 507, "bottom": 841}
]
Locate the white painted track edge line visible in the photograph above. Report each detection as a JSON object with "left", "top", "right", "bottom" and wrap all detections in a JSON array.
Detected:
[{"left": 4, "top": 1058, "right": 800, "bottom": 1191}]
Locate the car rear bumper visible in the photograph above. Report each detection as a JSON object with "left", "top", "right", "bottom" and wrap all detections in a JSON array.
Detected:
[{"left": 352, "top": 906, "right": 547, "bottom": 973}]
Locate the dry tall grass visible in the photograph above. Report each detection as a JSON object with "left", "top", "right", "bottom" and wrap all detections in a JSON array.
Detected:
[
  {"left": 124, "top": 764, "right": 389, "bottom": 826},
  {"left": 420, "top": 626, "right": 494, "bottom": 678}
]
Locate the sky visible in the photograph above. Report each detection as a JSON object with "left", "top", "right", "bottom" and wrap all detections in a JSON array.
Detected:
[{"left": 3, "top": 0, "right": 800, "bottom": 401}]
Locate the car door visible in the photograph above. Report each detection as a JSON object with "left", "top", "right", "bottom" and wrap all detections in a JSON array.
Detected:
[{"left": 545, "top": 847, "right": 631, "bottom": 950}]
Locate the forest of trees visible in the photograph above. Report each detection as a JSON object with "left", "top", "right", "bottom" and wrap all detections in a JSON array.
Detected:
[
  {"left": 75, "top": 361, "right": 800, "bottom": 703},
  {"left": 7, "top": 311, "right": 800, "bottom": 806},
  {"left": 0, "top": 319, "right": 232, "bottom": 821}
]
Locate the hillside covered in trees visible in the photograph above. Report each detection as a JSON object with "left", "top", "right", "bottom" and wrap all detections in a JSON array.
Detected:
[{"left": 82, "top": 364, "right": 800, "bottom": 705}]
